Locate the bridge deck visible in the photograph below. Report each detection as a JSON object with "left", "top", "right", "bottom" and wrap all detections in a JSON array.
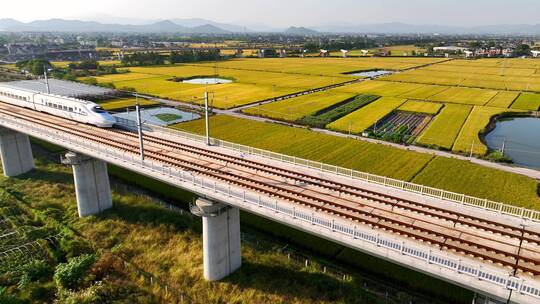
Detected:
[{"left": 0, "top": 102, "right": 539, "bottom": 302}]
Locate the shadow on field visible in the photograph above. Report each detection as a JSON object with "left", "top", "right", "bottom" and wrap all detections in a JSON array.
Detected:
[
  {"left": 95, "top": 197, "right": 200, "bottom": 233},
  {"left": 225, "top": 261, "right": 375, "bottom": 303},
  {"left": 15, "top": 167, "right": 74, "bottom": 185}
]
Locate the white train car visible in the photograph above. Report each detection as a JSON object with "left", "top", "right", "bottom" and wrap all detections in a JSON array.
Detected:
[{"left": 0, "top": 85, "right": 116, "bottom": 128}]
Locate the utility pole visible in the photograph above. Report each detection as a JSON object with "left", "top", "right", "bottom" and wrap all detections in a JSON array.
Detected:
[
  {"left": 506, "top": 222, "right": 528, "bottom": 304},
  {"left": 136, "top": 103, "right": 145, "bottom": 163},
  {"left": 43, "top": 66, "right": 51, "bottom": 94},
  {"left": 501, "top": 137, "right": 506, "bottom": 156},
  {"left": 470, "top": 140, "right": 475, "bottom": 158},
  {"left": 204, "top": 90, "right": 210, "bottom": 146}
]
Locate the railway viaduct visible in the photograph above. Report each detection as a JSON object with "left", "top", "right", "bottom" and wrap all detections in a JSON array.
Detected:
[{"left": 0, "top": 103, "right": 539, "bottom": 303}]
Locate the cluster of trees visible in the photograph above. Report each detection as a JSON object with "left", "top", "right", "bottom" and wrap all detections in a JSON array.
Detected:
[
  {"left": 121, "top": 49, "right": 221, "bottom": 66},
  {"left": 170, "top": 49, "right": 220, "bottom": 63},
  {"left": 121, "top": 52, "right": 165, "bottom": 66},
  {"left": 15, "top": 59, "right": 52, "bottom": 75}
]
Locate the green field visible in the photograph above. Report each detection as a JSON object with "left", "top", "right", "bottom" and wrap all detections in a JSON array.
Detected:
[
  {"left": 382, "top": 59, "right": 540, "bottom": 92},
  {"left": 486, "top": 91, "right": 520, "bottom": 108},
  {"left": 412, "top": 157, "right": 540, "bottom": 209},
  {"left": 398, "top": 100, "right": 443, "bottom": 115},
  {"left": 90, "top": 64, "right": 350, "bottom": 109},
  {"left": 243, "top": 90, "right": 357, "bottom": 121},
  {"left": 327, "top": 97, "right": 407, "bottom": 133},
  {"left": 175, "top": 115, "right": 433, "bottom": 180},
  {"left": 337, "top": 80, "right": 423, "bottom": 96},
  {"left": 98, "top": 97, "right": 160, "bottom": 110},
  {"left": 193, "top": 57, "right": 447, "bottom": 76},
  {"left": 452, "top": 107, "right": 520, "bottom": 155},
  {"left": 299, "top": 95, "right": 380, "bottom": 127},
  {"left": 173, "top": 115, "right": 540, "bottom": 208},
  {"left": 416, "top": 104, "right": 472, "bottom": 150},
  {"left": 511, "top": 93, "right": 540, "bottom": 110},
  {"left": 398, "top": 85, "right": 450, "bottom": 100}
]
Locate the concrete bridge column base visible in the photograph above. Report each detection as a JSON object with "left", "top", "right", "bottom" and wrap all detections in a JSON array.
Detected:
[
  {"left": 62, "top": 152, "right": 112, "bottom": 217},
  {"left": 0, "top": 127, "right": 34, "bottom": 177},
  {"left": 192, "top": 198, "right": 241, "bottom": 281}
]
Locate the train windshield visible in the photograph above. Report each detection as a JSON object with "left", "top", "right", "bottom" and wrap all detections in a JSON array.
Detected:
[{"left": 91, "top": 106, "right": 107, "bottom": 113}]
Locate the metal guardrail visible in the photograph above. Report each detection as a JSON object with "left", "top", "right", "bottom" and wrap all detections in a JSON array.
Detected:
[
  {"left": 116, "top": 118, "right": 540, "bottom": 223},
  {"left": 1, "top": 114, "right": 539, "bottom": 301}
]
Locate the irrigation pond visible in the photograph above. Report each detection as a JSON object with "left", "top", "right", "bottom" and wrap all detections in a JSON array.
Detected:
[
  {"left": 485, "top": 117, "right": 540, "bottom": 169},
  {"left": 113, "top": 107, "right": 201, "bottom": 127}
]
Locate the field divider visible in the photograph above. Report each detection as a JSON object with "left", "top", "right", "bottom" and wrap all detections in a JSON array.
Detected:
[{"left": 115, "top": 117, "right": 540, "bottom": 222}]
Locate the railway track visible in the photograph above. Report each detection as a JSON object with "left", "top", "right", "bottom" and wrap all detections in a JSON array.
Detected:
[
  {"left": 1, "top": 104, "right": 540, "bottom": 277},
  {"left": 111, "top": 129, "right": 540, "bottom": 243}
]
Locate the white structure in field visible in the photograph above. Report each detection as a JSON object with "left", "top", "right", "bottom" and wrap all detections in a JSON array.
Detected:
[
  {"left": 532, "top": 50, "right": 540, "bottom": 58},
  {"left": 340, "top": 49, "right": 349, "bottom": 58}
]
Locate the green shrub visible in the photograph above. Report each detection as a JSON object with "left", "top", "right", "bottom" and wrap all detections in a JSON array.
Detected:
[
  {"left": 54, "top": 254, "right": 97, "bottom": 290},
  {"left": 485, "top": 151, "right": 513, "bottom": 163},
  {"left": 0, "top": 287, "right": 24, "bottom": 304},
  {"left": 17, "top": 259, "right": 52, "bottom": 290}
]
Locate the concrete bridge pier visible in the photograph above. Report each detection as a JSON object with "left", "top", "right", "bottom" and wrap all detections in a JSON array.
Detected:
[
  {"left": 0, "top": 127, "right": 34, "bottom": 177},
  {"left": 192, "top": 198, "right": 241, "bottom": 281},
  {"left": 62, "top": 152, "right": 112, "bottom": 217}
]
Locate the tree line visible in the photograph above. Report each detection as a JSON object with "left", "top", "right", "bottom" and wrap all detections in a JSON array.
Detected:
[{"left": 121, "top": 49, "right": 220, "bottom": 66}]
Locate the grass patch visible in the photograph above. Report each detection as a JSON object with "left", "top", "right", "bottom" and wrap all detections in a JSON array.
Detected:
[
  {"left": 154, "top": 113, "right": 182, "bottom": 122},
  {"left": 412, "top": 157, "right": 540, "bottom": 208}
]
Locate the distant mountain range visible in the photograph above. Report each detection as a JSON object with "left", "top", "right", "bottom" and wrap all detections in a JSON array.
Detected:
[
  {"left": 1, "top": 18, "right": 540, "bottom": 35},
  {"left": 0, "top": 18, "right": 233, "bottom": 34},
  {"left": 314, "top": 22, "right": 540, "bottom": 35}
]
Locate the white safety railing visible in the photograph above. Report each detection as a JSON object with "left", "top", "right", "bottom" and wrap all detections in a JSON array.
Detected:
[
  {"left": 115, "top": 118, "right": 540, "bottom": 222},
  {"left": 2, "top": 113, "right": 540, "bottom": 301}
]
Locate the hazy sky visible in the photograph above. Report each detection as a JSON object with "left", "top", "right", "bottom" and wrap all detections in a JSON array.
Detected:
[{"left": 2, "top": 0, "right": 540, "bottom": 27}]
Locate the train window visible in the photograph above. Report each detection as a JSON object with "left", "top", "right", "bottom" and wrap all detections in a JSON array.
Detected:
[
  {"left": 68, "top": 107, "right": 73, "bottom": 112},
  {"left": 91, "top": 106, "right": 106, "bottom": 113}
]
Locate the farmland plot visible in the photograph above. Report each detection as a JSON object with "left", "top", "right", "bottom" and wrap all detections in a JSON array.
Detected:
[
  {"left": 242, "top": 91, "right": 357, "bottom": 121},
  {"left": 337, "top": 80, "right": 423, "bottom": 96},
  {"left": 398, "top": 85, "right": 450, "bottom": 100},
  {"left": 511, "top": 93, "right": 540, "bottom": 111},
  {"left": 174, "top": 115, "right": 540, "bottom": 208},
  {"left": 452, "top": 106, "right": 520, "bottom": 155},
  {"left": 429, "top": 87, "right": 498, "bottom": 106},
  {"left": 485, "top": 91, "right": 520, "bottom": 108},
  {"left": 398, "top": 101, "right": 443, "bottom": 115},
  {"left": 327, "top": 97, "right": 407, "bottom": 133},
  {"left": 173, "top": 115, "right": 433, "bottom": 180},
  {"left": 416, "top": 104, "right": 472, "bottom": 150}
]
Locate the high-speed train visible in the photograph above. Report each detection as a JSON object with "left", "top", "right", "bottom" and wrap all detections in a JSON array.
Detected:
[{"left": 0, "top": 85, "right": 116, "bottom": 128}]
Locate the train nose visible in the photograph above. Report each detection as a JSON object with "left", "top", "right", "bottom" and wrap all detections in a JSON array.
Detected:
[{"left": 99, "top": 113, "right": 116, "bottom": 127}]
